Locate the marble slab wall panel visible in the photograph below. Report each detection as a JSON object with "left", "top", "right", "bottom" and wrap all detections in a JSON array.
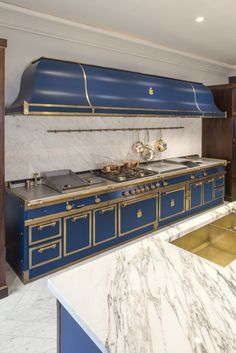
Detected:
[{"left": 5, "top": 115, "right": 201, "bottom": 181}]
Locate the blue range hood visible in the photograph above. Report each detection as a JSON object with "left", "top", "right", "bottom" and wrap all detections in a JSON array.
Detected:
[{"left": 6, "top": 57, "right": 226, "bottom": 118}]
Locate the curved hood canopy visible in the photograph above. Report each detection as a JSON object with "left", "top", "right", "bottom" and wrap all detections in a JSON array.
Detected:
[{"left": 6, "top": 57, "right": 225, "bottom": 118}]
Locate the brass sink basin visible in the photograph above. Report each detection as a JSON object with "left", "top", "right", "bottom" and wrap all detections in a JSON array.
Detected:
[{"left": 171, "top": 215, "right": 236, "bottom": 267}]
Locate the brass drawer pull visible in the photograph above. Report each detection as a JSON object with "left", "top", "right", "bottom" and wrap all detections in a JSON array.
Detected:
[
  {"left": 77, "top": 204, "right": 85, "bottom": 208},
  {"left": 72, "top": 214, "right": 88, "bottom": 222},
  {"left": 164, "top": 188, "right": 184, "bottom": 196},
  {"left": 206, "top": 179, "right": 214, "bottom": 184},
  {"left": 216, "top": 176, "right": 224, "bottom": 180},
  {"left": 193, "top": 182, "right": 202, "bottom": 187},
  {"left": 100, "top": 207, "right": 114, "bottom": 214},
  {"left": 37, "top": 222, "right": 57, "bottom": 231},
  {"left": 38, "top": 244, "right": 57, "bottom": 253},
  {"left": 170, "top": 199, "right": 175, "bottom": 207}
]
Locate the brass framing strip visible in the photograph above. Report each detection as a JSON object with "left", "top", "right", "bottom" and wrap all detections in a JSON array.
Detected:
[
  {"left": 79, "top": 64, "right": 94, "bottom": 113},
  {"left": 29, "top": 239, "right": 62, "bottom": 270},
  {"left": 93, "top": 205, "right": 117, "bottom": 246},
  {"left": 22, "top": 102, "right": 226, "bottom": 115},
  {"left": 29, "top": 218, "right": 62, "bottom": 245},
  {"left": 63, "top": 211, "right": 92, "bottom": 257},
  {"left": 189, "top": 83, "right": 203, "bottom": 115}
]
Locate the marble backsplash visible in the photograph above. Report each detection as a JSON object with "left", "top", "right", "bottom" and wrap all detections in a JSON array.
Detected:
[{"left": 5, "top": 115, "right": 201, "bottom": 181}]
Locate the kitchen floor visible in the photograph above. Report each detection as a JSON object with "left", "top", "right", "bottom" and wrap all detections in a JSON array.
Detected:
[{"left": 0, "top": 265, "right": 56, "bottom": 353}]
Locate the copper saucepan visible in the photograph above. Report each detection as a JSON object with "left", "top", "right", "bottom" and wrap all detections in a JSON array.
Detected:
[
  {"left": 101, "top": 164, "right": 122, "bottom": 173},
  {"left": 123, "top": 160, "right": 140, "bottom": 169}
]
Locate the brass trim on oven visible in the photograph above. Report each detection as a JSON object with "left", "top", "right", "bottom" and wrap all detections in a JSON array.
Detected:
[
  {"left": 118, "top": 195, "right": 158, "bottom": 237},
  {"left": 214, "top": 186, "right": 225, "bottom": 200},
  {"left": 203, "top": 178, "right": 214, "bottom": 204},
  {"left": 28, "top": 218, "right": 62, "bottom": 245},
  {"left": 214, "top": 175, "right": 225, "bottom": 187},
  {"left": 93, "top": 205, "right": 117, "bottom": 246},
  {"left": 63, "top": 211, "right": 92, "bottom": 257},
  {"left": 159, "top": 187, "right": 186, "bottom": 221},
  {"left": 189, "top": 182, "right": 203, "bottom": 210},
  {"left": 29, "top": 239, "right": 62, "bottom": 270}
]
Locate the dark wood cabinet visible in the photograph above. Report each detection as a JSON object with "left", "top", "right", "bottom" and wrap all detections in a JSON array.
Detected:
[
  {"left": 0, "top": 38, "right": 7, "bottom": 299},
  {"left": 202, "top": 84, "right": 236, "bottom": 201}
]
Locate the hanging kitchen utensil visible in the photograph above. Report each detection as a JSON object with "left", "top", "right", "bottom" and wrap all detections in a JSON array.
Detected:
[
  {"left": 155, "top": 129, "right": 168, "bottom": 152},
  {"left": 132, "top": 131, "right": 144, "bottom": 154},
  {"left": 141, "top": 130, "right": 155, "bottom": 161}
]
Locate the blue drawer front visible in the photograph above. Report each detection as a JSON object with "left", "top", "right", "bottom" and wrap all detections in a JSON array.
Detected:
[
  {"left": 190, "top": 182, "right": 202, "bottom": 209},
  {"left": 215, "top": 187, "right": 224, "bottom": 199},
  {"left": 29, "top": 240, "right": 62, "bottom": 269},
  {"left": 93, "top": 206, "right": 117, "bottom": 245},
  {"left": 215, "top": 175, "right": 225, "bottom": 187},
  {"left": 29, "top": 219, "right": 61, "bottom": 245},
  {"left": 64, "top": 212, "right": 91, "bottom": 256},
  {"left": 119, "top": 196, "right": 157, "bottom": 236},
  {"left": 203, "top": 179, "right": 214, "bottom": 203},
  {"left": 160, "top": 188, "right": 185, "bottom": 220}
]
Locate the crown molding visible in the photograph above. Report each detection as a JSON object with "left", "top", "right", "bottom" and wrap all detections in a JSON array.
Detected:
[{"left": 0, "top": 1, "right": 233, "bottom": 75}]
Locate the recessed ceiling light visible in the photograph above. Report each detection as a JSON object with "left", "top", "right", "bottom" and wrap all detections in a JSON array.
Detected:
[{"left": 195, "top": 16, "right": 205, "bottom": 23}]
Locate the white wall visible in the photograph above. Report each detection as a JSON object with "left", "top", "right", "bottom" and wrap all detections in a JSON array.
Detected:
[{"left": 0, "top": 3, "right": 231, "bottom": 180}]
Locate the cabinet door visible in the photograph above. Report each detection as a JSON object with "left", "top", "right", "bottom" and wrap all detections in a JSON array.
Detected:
[
  {"left": 64, "top": 211, "right": 91, "bottom": 256},
  {"left": 93, "top": 205, "right": 117, "bottom": 245},
  {"left": 203, "top": 179, "right": 214, "bottom": 204},
  {"left": 190, "top": 182, "right": 202, "bottom": 209},
  {"left": 160, "top": 187, "right": 185, "bottom": 221},
  {"left": 119, "top": 196, "right": 157, "bottom": 236}
]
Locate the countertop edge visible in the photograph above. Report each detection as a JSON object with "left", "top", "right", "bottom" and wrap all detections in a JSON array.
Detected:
[{"left": 47, "top": 280, "right": 108, "bottom": 353}]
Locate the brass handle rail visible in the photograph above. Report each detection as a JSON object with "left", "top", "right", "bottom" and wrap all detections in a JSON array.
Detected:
[
  {"left": 47, "top": 127, "right": 184, "bottom": 133},
  {"left": 38, "top": 244, "right": 57, "bottom": 253},
  {"left": 37, "top": 222, "right": 56, "bottom": 231}
]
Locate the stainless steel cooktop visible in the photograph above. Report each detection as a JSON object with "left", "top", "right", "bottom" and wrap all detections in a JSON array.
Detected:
[{"left": 42, "top": 169, "right": 105, "bottom": 193}]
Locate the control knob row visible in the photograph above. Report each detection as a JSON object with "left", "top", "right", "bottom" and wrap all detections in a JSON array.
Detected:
[{"left": 123, "top": 183, "right": 161, "bottom": 196}]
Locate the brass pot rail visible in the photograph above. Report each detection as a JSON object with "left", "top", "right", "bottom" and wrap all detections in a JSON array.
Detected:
[{"left": 47, "top": 127, "right": 184, "bottom": 133}]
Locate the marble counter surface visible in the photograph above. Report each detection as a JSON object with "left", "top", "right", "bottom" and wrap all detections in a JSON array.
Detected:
[{"left": 48, "top": 202, "right": 236, "bottom": 353}]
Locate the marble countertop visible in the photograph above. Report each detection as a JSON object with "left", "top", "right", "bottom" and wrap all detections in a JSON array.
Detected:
[{"left": 49, "top": 202, "right": 235, "bottom": 353}]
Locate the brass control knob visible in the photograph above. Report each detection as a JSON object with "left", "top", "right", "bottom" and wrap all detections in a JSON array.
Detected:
[
  {"left": 203, "top": 172, "right": 207, "bottom": 177},
  {"left": 150, "top": 185, "right": 156, "bottom": 190},
  {"left": 190, "top": 175, "right": 195, "bottom": 180},
  {"left": 140, "top": 187, "right": 145, "bottom": 192},
  {"left": 130, "top": 190, "right": 136, "bottom": 195},
  {"left": 66, "top": 203, "right": 73, "bottom": 211},
  {"left": 95, "top": 197, "right": 101, "bottom": 203},
  {"left": 135, "top": 188, "right": 141, "bottom": 194},
  {"left": 163, "top": 181, "right": 168, "bottom": 187},
  {"left": 145, "top": 186, "right": 150, "bottom": 191},
  {"left": 156, "top": 183, "right": 161, "bottom": 188},
  {"left": 123, "top": 191, "right": 130, "bottom": 197}
]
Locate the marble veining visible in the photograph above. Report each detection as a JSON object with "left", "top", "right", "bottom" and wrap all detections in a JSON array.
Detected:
[
  {"left": 48, "top": 202, "right": 236, "bottom": 353},
  {"left": 5, "top": 115, "right": 201, "bottom": 181}
]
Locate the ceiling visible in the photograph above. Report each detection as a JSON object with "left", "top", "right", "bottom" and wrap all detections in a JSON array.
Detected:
[{"left": 2, "top": 0, "right": 236, "bottom": 66}]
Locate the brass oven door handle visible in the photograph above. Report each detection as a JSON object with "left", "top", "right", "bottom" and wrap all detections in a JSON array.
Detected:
[
  {"left": 170, "top": 199, "right": 175, "bottom": 208},
  {"left": 100, "top": 207, "right": 115, "bottom": 214},
  {"left": 72, "top": 214, "right": 88, "bottom": 222},
  {"left": 37, "top": 222, "right": 57, "bottom": 231},
  {"left": 38, "top": 244, "right": 57, "bottom": 253}
]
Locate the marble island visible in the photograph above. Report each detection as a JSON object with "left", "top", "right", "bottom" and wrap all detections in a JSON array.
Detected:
[{"left": 48, "top": 202, "right": 236, "bottom": 353}]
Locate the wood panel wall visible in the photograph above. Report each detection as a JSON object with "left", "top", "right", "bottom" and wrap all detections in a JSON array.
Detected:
[{"left": 0, "top": 38, "right": 7, "bottom": 299}]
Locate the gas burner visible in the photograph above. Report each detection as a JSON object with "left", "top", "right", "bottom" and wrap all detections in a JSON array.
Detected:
[{"left": 95, "top": 167, "right": 157, "bottom": 182}]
